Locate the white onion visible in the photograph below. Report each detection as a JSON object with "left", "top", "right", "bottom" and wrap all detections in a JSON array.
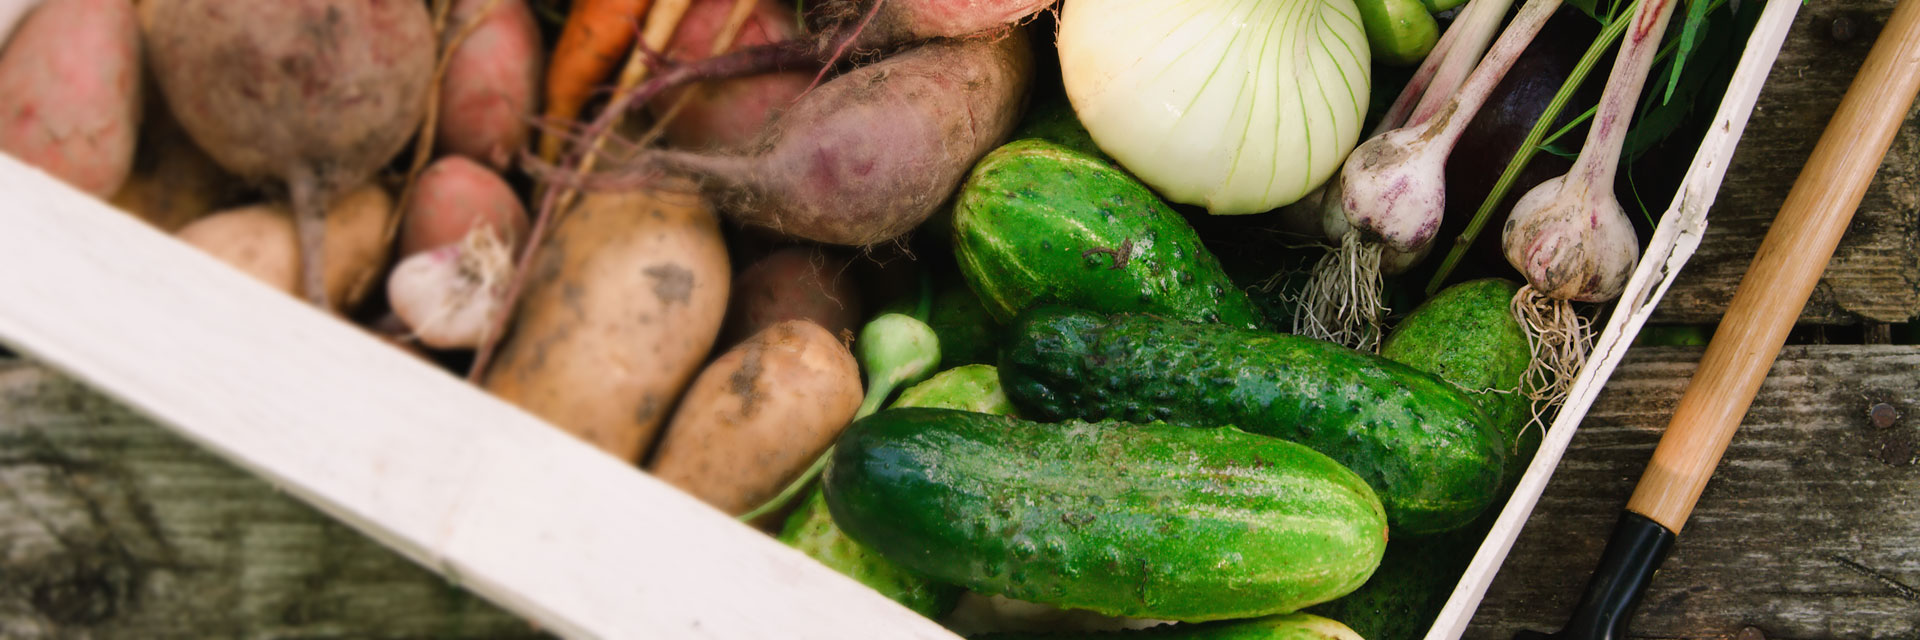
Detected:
[{"left": 1059, "top": 0, "right": 1371, "bottom": 215}]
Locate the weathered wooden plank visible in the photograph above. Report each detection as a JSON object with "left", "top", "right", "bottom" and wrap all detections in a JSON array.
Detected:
[
  {"left": 1467, "top": 345, "right": 1920, "bottom": 640},
  {"left": 1655, "top": 0, "right": 1920, "bottom": 324},
  {"left": 0, "top": 360, "right": 545, "bottom": 639}
]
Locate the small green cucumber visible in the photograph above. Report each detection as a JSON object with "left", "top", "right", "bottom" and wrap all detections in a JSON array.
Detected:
[
  {"left": 1353, "top": 0, "right": 1439, "bottom": 65},
  {"left": 1382, "top": 278, "right": 1536, "bottom": 486},
  {"left": 1303, "top": 532, "right": 1469, "bottom": 640},
  {"left": 824, "top": 408, "right": 1388, "bottom": 621},
  {"left": 778, "top": 489, "right": 961, "bottom": 618},
  {"left": 978, "top": 613, "right": 1364, "bottom": 640},
  {"left": 1001, "top": 306, "right": 1506, "bottom": 534},
  {"left": 893, "top": 364, "right": 1017, "bottom": 415},
  {"left": 778, "top": 365, "right": 1021, "bottom": 618},
  {"left": 952, "top": 139, "right": 1265, "bottom": 330}
]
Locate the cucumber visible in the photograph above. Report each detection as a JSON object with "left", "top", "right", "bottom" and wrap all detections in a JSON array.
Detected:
[
  {"left": 893, "top": 364, "right": 1016, "bottom": 415},
  {"left": 978, "top": 613, "right": 1364, "bottom": 640},
  {"left": 1353, "top": 0, "right": 1439, "bottom": 65},
  {"left": 1001, "top": 306, "right": 1506, "bottom": 534},
  {"left": 824, "top": 408, "right": 1388, "bottom": 622},
  {"left": 778, "top": 365, "right": 1020, "bottom": 618},
  {"left": 1303, "top": 533, "right": 1467, "bottom": 640},
  {"left": 778, "top": 489, "right": 961, "bottom": 618},
  {"left": 952, "top": 140, "right": 1264, "bottom": 330},
  {"left": 1382, "top": 278, "right": 1536, "bottom": 486}
]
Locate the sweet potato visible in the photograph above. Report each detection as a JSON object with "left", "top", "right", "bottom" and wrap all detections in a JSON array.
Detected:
[
  {"left": 142, "top": 0, "right": 434, "bottom": 305},
  {"left": 174, "top": 184, "right": 395, "bottom": 312},
  {"left": 650, "top": 0, "right": 811, "bottom": 152},
  {"left": 0, "top": 0, "right": 142, "bottom": 197},
  {"left": 639, "top": 31, "right": 1033, "bottom": 246},
  {"left": 721, "top": 247, "right": 862, "bottom": 348},
  {"left": 483, "top": 183, "right": 730, "bottom": 462},
  {"left": 648, "top": 319, "right": 862, "bottom": 514},
  {"left": 399, "top": 156, "right": 530, "bottom": 257},
  {"left": 437, "top": 0, "right": 543, "bottom": 169}
]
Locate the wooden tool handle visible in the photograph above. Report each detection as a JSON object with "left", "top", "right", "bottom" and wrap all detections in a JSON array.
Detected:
[{"left": 1626, "top": 0, "right": 1920, "bottom": 533}]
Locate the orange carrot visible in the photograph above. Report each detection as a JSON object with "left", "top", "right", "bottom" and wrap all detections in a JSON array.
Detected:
[{"left": 540, "top": 0, "right": 650, "bottom": 162}]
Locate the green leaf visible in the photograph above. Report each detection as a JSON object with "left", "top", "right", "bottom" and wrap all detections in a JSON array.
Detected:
[{"left": 1665, "top": 0, "right": 1719, "bottom": 102}]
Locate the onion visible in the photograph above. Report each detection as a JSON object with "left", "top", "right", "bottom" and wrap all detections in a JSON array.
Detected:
[{"left": 1058, "top": 0, "right": 1371, "bottom": 215}]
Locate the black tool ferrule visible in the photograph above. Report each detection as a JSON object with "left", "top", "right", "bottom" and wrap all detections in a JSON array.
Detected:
[{"left": 1550, "top": 510, "right": 1679, "bottom": 640}]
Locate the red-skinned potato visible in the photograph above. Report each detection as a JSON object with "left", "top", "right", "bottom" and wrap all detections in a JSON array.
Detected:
[
  {"left": 650, "top": 0, "right": 811, "bottom": 152},
  {"left": 437, "top": 0, "right": 542, "bottom": 169},
  {"left": 399, "top": 155, "right": 529, "bottom": 257},
  {"left": 721, "top": 247, "right": 862, "bottom": 348},
  {"left": 0, "top": 0, "right": 142, "bottom": 197}
]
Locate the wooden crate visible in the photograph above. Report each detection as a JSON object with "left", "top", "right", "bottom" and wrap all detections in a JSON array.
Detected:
[{"left": 7, "top": 0, "right": 1901, "bottom": 636}]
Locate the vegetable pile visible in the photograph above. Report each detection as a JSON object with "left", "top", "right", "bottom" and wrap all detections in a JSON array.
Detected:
[{"left": 1, "top": 0, "right": 1757, "bottom": 636}]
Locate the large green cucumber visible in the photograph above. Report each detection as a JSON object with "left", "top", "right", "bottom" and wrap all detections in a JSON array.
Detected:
[
  {"left": 824, "top": 408, "right": 1388, "bottom": 621},
  {"left": 978, "top": 613, "right": 1364, "bottom": 640},
  {"left": 1000, "top": 306, "right": 1506, "bottom": 534},
  {"left": 952, "top": 139, "right": 1264, "bottom": 330}
]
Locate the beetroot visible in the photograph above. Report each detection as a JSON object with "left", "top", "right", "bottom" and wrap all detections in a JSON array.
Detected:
[
  {"left": 810, "top": 0, "right": 1058, "bottom": 49},
  {"left": 634, "top": 31, "right": 1034, "bottom": 246},
  {"left": 142, "top": 0, "right": 434, "bottom": 305}
]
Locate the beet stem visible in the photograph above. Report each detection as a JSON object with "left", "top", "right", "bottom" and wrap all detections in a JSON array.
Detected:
[{"left": 288, "top": 168, "right": 330, "bottom": 309}]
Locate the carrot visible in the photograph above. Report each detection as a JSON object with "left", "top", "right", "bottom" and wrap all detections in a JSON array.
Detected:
[{"left": 539, "top": 0, "right": 650, "bottom": 162}]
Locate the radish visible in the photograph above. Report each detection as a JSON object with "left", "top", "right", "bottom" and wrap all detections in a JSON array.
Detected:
[
  {"left": 142, "top": 0, "right": 435, "bottom": 307},
  {"left": 1503, "top": 0, "right": 1674, "bottom": 415}
]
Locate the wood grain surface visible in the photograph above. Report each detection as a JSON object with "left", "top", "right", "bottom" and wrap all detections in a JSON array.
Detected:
[
  {"left": 1656, "top": 0, "right": 1920, "bottom": 325},
  {"left": 0, "top": 361, "right": 542, "bottom": 639},
  {"left": 1468, "top": 345, "right": 1920, "bottom": 640}
]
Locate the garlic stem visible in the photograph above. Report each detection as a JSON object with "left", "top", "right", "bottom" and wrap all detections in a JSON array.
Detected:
[
  {"left": 1564, "top": 0, "right": 1681, "bottom": 192},
  {"left": 1406, "top": 0, "right": 1516, "bottom": 127}
]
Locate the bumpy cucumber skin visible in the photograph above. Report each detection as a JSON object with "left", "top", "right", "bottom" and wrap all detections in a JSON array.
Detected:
[
  {"left": 952, "top": 140, "right": 1264, "bottom": 330},
  {"left": 979, "top": 613, "right": 1365, "bottom": 640},
  {"left": 824, "top": 408, "right": 1388, "bottom": 622},
  {"left": 1382, "top": 278, "right": 1536, "bottom": 485},
  {"left": 1002, "top": 306, "right": 1506, "bottom": 534}
]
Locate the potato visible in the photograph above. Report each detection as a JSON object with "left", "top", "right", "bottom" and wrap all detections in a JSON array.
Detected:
[
  {"left": 109, "top": 98, "right": 243, "bottom": 231},
  {"left": 721, "top": 247, "right": 862, "bottom": 348},
  {"left": 483, "top": 183, "right": 730, "bottom": 462},
  {"left": 649, "top": 320, "right": 862, "bottom": 515},
  {"left": 174, "top": 184, "right": 395, "bottom": 311},
  {"left": 399, "top": 155, "right": 529, "bottom": 257},
  {"left": 0, "top": 0, "right": 142, "bottom": 197}
]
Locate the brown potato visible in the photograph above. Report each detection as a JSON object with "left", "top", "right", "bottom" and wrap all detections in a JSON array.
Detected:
[
  {"left": 649, "top": 320, "right": 862, "bottom": 515},
  {"left": 483, "top": 183, "right": 730, "bottom": 462},
  {"left": 720, "top": 247, "right": 862, "bottom": 349},
  {"left": 173, "top": 184, "right": 394, "bottom": 311}
]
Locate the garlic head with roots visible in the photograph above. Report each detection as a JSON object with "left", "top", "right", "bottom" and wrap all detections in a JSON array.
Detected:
[
  {"left": 1337, "top": 118, "right": 1449, "bottom": 254},
  {"left": 1501, "top": 170, "right": 1640, "bottom": 303},
  {"left": 387, "top": 225, "right": 515, "bottom": 350}
]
